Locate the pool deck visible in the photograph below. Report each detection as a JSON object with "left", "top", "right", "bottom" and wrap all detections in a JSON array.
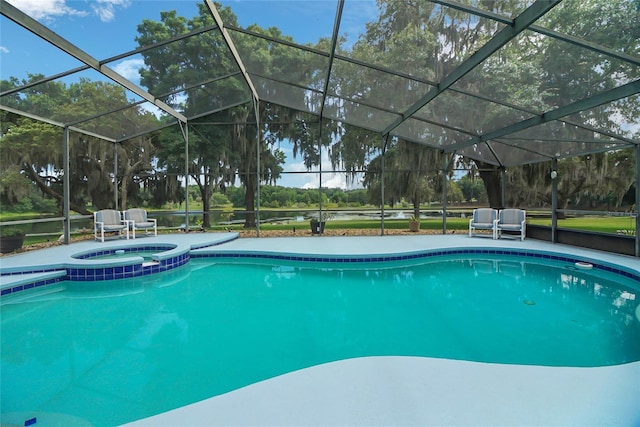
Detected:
[{"left": 2, "top": 233, "right": 639, "bottom": 426}]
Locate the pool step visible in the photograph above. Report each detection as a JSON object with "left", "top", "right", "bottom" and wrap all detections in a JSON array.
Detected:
[{"left": 0, "top": 270, "right": 67, "bottom": 298}]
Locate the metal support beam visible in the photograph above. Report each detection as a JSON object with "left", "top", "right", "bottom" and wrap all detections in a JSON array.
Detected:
[
  {"left": 318, "top": 124, "right": 324, "bottom": 233},
  {"left": 0, "top": 105, "right": 118, "bottom": 142},
  {"left": 114, "top": 143, "right": 118, "bottom": 210},
  {"left": 451, "top": 79, "right": 640, "bottom": 152},
  {"left": 441, "top": 152, "right": 448, "bottom": 235},
  {"left": 318, "top": 0, "right": 344, "bottom": 120},
  {"left": 500, "top": 168, "right": 506, "bottom": 209},
  {"left": 1, "top": 0, "right": 187, "bottom": 123},
  {"left": 63, "top": 126, "right": 70, "bottom": 245},
  {"left": 204, "top": 0, "right": 260, "bottom": 103},
  {"left": 636, "top": 144, "right": 640, "bottom": 257},
  {"left": 431, "top": 0, "right": 640, "bottom": 67},
  {"left": 551, "top": 158, "right": 558, "bottom": 244},
  {"left": 254, "top": 97, "right": 261, "bottom": 237},
  {"left": 382, "top": 0, "right": 561, "bottom": 136},
  {"left": 381, "top": 134, "right": 389, "bottom": 236},
  {"left": 179, "top": 122, "right": 190, "bottom": 232}
]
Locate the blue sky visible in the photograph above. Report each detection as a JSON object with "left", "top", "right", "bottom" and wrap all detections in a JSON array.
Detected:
[{"left": 1, "top": 0, "right": 376, "bottom": 189}]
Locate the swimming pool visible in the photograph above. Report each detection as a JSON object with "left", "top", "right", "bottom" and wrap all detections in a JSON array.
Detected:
[{"left": 2, "top": 250, "right": 639, "bottom": 426}]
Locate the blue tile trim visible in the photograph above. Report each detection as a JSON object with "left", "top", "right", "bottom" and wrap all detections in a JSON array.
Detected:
[
  {"left": 194, "top": 248, "right": 640, "bottom": 282},
  {"left": 2, "top": 249, "right": 191, "bottom": 297},
  {"left": 65, "top": 252, "right": 190, "bottom": 281},
  {"left": 1, "top": 275, "right": 65, "bottom": 297},
  {"left": 3, "top": 246, "right": 638, "bottom": 298}
]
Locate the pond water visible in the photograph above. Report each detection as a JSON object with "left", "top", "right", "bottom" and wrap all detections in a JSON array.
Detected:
[{"left": 9, "top": 209, "right": 449, "bottom": 237}]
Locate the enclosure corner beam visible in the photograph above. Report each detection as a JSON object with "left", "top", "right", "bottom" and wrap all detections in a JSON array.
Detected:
[
  {"left": 551, "top": 158, "right": 558, "bottom": 244},
  {"left": 635, "top": 144, "right": 640, "bottom": 257},
  {"left": 61, "top": 126, "right": 71, "bottom": 245}
]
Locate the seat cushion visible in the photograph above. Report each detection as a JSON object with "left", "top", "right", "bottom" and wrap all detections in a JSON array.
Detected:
[
  {"left": 125, "top": 209, "right": 147, "bottom": 223},
  {"left": 97, "top": 210, "right": 121, "bottom": 225},
  {"left": 474, "top": 209, "right": 495, "bottom": 224},
  {"left": 473, "top": 222, "right": 494, "bottom": 229},
  {"left": 133, "top": 221, "right": 155, "bottom": 229},
  {"left": 102, "top": 224, "right": 125, "bottom": 231},
  {"left": 498, "top": 224, "right": 522, "bottom": 231},
  {"left": 499, "top": 209, "right": 524, "bottom": 225}
]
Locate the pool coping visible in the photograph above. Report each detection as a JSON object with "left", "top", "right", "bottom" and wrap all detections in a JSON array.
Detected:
[
  {"left": 123, "top": 356, "right": 640, "bottom": 427},
  {"left": 192, "top": 246, "right": 640, "bottom": 282}
]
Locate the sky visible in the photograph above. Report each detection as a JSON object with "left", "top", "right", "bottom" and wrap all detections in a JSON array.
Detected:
[{"left": 1, "top": 0, "right": 377, "bottom": 189}]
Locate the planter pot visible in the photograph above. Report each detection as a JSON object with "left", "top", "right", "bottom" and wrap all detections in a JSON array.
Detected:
[
  {"left": 409, "top": 221, "right": 420, "bottom": 232},
  {"left": 0, "top": 234, "right": 25, "bottom": 253},
  {"left": 310, "top": 221, "right": 325, "bottom": 235}
]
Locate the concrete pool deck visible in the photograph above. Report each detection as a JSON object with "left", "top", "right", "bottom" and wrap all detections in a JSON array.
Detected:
[{"left": 2, "top": 233, "right": 639, "bottom": 426}]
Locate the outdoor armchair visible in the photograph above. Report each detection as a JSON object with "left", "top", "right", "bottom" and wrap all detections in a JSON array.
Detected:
[
  {"left": 469, "top": 208, "right": 498, "bottom": 239},
  {"left": 496, "top": 209, "right": 526, "bottom": 241},
  {"left": 94, "top": 209, "right": 129, "bottom": 242},
  {"left": 123, "top": 208, "right": 157, "bottom": 239}
]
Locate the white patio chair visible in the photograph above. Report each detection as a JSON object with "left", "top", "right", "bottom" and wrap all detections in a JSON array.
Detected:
[
  {"left": 94, "top": 209, "right": 129, "bottom": 242},
  {"left": 469, "top": 208, "right": 498, "bottom": 239},
  {"left": 496, "top": 209, "right": 527, "bottom": 241},
  {"left": 123, "top": 208, "right": 157, "bottom": 239}
]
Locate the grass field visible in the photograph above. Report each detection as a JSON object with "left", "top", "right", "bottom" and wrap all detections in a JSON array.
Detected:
[
  {"left": 210, "top": 216, "right": 636, "bottom": 235},
  {"left": 5, "top": 212, "right": 638, "bottom": 248}
]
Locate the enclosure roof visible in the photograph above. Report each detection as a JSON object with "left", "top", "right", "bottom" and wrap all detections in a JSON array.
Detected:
[{"left": 1, "top": 0, "right": 639, "bottom": 167}]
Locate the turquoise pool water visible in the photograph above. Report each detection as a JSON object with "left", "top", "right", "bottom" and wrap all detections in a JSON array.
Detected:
[
  {"left": 2, "top": 254, "right": 639, "bottom": 426},
  {"left": 82, "top": 249, "right": 158, "bottom": 262}
]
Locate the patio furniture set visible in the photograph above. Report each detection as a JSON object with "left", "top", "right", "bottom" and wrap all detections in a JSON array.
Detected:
[
  {"left": 93, "top": 208, "right": 157, "bottom": 242},
  {"left": 469, "top": 208, "right": 526, "bottom": 241}
]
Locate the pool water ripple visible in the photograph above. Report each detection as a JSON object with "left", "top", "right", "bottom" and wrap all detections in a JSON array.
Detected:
[{"left": 1, "top": 255, "right": 639, "bottom": 426}]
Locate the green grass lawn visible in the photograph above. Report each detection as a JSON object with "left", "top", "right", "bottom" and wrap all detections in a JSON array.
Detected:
[
  {"left": 528, "top": 216, "right": 637, "bottom": 234},
  {"left": 214, "top": 216, "right": 636, "bottom": 234},
  {"left": 210, "top": 218, "right": 472, "bottom": 232},
  {"left": 5, "top": 213, "right": 637, "bottom": 248}
]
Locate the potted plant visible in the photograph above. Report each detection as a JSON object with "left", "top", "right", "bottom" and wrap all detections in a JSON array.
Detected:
[
  {"left": 310, "top": 211, "right": 334, "bottom": 235},
  {"left": 0, "top": 227, "right": 26, "bottom": 253},
  {"left": 409, "top": 214, "right": 421, "bottom": 232}
]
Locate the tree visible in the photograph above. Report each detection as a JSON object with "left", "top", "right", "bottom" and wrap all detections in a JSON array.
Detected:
[
  {"left": 470, "top": 0, "right": 640, "bottom": 206},
  {"left": 136, "top": 4, "right": 302, "bottom": 228},
  {"left": 340, "top": 0, "right": 640, "bottom": 209},
  {"left": 363, "top": 139, "right": 444, "bottom": 216},
  {"left": 499, "top": 147, "right": 637, "bottom": 214},
  {"left": 457, "top": 175, "right": 487, "bottom": 203},
  {"left": 1, "top": 76, "right": 161, "bottom": 214},
  {"left": 326, "top": 1, "right": 503, "bottom": 207}
]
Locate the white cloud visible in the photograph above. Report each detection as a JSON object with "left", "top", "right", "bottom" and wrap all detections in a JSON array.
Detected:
[
  {"left": 7, "top": 0, "right": 87, "bottom": 21},
  {"left": 302, "top": 172, "right": 347, "bottom": 190},
  {"left": 0, "top": 46, "right": 9, "bottom": 54},
  {"left": 91, "top": 0, "right": 132, "bottom": 23},
  {"left": 300, "top": 151, "right": 349, "bottom": 190},
  {"left": 111, "top": 58, "right": 144, "bottom": 81},
  {"left": 276, "top": 140, "right": 365, "bottom": 189},
  {"left": 138, "top": 102, "right": 164, "bottom": 119},
  {"left": 7, "top": 0, "right": 131, "bottom": 23}
]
